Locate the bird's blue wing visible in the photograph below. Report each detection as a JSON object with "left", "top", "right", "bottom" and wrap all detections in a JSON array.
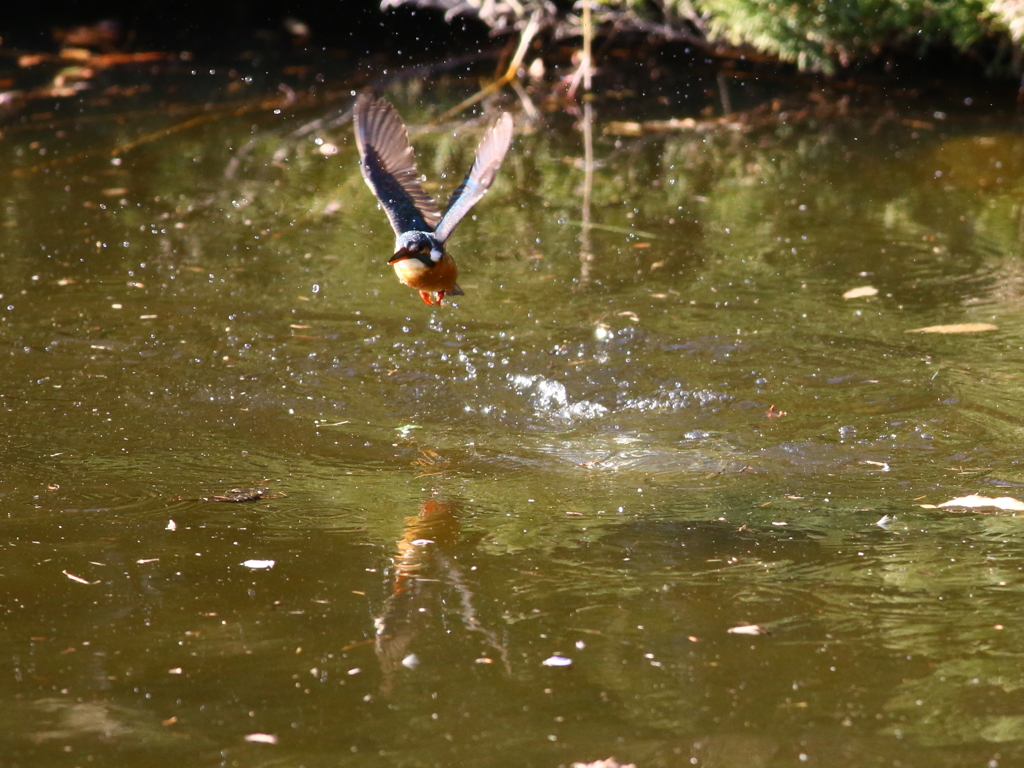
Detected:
[
  {"left": 433, "top": 112, "right": 513, "bottom": 244},
  {"left": 354, "top": 94, "right": 442, "bottom": 235}
]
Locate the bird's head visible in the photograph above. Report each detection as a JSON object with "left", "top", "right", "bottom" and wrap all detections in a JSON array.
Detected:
[{"left": 389, "top": 232, "right": 444, "bottom": 267}]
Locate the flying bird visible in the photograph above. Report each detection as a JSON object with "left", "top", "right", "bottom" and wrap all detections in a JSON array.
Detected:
[{"left": 353, "top": 94, "right": 514, "bottom": 306}]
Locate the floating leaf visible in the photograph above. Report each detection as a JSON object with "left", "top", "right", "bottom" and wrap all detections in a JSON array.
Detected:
[
  {"left": 905, "top": 323, "right": 998, "bottom": 334},
  {"left": 727, "top": 624, "right": 768, "bottom": 635},
  {"left": 244, "top": 733, "right": 278, "bottom": 744},
  {"left": 542, "top": 655, "right": 573, "bottom": 667},
  {"left": 937, "top": 495, "right": 1024, "bottom": 511},
  {"left": 843, "top": 285, "right": 878, "bottom": 299}
]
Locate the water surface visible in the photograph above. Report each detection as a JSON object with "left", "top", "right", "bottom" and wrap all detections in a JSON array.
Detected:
[{"left": 2, "top": 66, "right": 1024, "bottom": 767}]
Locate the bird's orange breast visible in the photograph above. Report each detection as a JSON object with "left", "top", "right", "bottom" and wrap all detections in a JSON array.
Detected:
[{"left": 391, "top": 253, "right": 459, "bottom": 292}]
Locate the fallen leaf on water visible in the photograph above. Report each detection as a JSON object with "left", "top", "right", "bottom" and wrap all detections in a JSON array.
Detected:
[
  {"left": 542, "top": 655, "right": 573, "bottom": 667},
  {"left": 242, "top": 559, "right": 275, "bottom": 569},
  {"left": 905, "top": 323, "right": 998, "bottom": 334},
  {"left": 244, "top": 733, "right": 278, "bottom": 744},
  {"left": 843, "top": 285, "right": 878, "bottom": 299},
  {"left": 203, "top": 487, "right": 283, "bottom": 502},
  {"left": 938, "top": 495, "right": 1024, "bottom": 511},
  {"left": 727, "top": 624, "right": 768, "bottom": 635}
]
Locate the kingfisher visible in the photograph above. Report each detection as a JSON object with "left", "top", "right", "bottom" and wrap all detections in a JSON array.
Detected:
[{"left": 353, "top": 93, "right": 514, "bottom": 306}]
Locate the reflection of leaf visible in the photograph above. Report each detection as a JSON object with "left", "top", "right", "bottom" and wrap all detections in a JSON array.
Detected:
[
  {"left": 938, "top": 495, "right": 1024, "bottom": 511},
  {"left": 842, "top": 285, "right": 878, "bottom": 299},
  {"left": 905, "top": 323, "right": 998, "bottom": 334}
]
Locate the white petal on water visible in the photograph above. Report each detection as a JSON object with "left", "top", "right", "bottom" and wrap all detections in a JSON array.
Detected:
[
  {"left": 571, "top": 758, "right": 636, "bottom": 768},
  {"left": 542, "top": 655, "right": 573, "bottom": 667},
  {"left": 244, "top": 733, "right": 278, "bottom": 744},
  {"left": 842, "top": 285, "right": 878, "bottom": 299},
  {"left": 727, "top": 624, "right": 767, "bottom": 635},
  {"left": 938, "top": 495, "right": 1024, "bottom": 511},
  {"left": 242, "top": 559, "right": 275, "bottom": 569}
]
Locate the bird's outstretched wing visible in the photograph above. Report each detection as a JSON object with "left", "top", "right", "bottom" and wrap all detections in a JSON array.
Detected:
[
  {"left": 353, "top": 94, "right": 442, "bottom": 235},
  {"left": 433, "top": 112, "right": 514, "bottom": 245}
]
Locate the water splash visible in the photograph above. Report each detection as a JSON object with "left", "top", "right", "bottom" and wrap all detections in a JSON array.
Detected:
[{"left": 509, "top": 373, "right": 608, "bottom": 421}]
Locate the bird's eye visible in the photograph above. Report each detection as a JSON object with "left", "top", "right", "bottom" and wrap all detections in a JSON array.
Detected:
[{"left": 429, "top": 249, "right": 443, "bottom": 263}]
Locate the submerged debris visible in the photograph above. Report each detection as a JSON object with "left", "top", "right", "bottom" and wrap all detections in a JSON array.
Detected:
[{"left": 201, "top": 487, "right": 284, "bottom": 503}]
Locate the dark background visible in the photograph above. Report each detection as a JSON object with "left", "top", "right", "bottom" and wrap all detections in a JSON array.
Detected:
[{"left": 0, "top": 1, "right": 494, "bottom": 58}]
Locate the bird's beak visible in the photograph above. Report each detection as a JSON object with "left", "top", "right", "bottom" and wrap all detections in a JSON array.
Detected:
[{"left": 388, "top": 248, "right": 415, "bottom": 265}]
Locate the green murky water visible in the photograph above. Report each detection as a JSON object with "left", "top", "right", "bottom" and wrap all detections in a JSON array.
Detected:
[{"left": 3, "top": 67, "right": 1024, "bottom": 767}]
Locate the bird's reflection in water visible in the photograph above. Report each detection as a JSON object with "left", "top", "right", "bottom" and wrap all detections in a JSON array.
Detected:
[{"left": 374, "top": 497, "right": 509, "bottom": 694}]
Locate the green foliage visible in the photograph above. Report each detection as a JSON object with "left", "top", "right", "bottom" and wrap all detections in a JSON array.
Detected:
[{"left": 669, "top": 0, "right": 1002, "bottom": 72}]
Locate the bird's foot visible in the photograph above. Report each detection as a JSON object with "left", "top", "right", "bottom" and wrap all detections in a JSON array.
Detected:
[{"left": 418, "top": 291, "right": 445, "bottom": 306}]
